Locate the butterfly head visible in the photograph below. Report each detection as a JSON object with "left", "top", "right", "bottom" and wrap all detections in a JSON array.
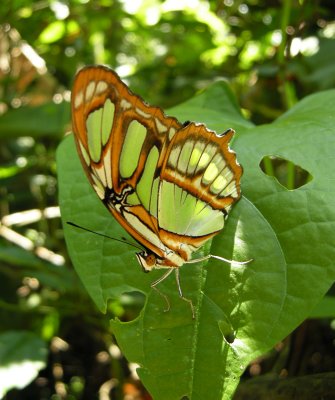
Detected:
[
  {"left": 136, "top": 250, "right": 181, "bottom": 271},
  {"left": 136, "top": 251, "right": 157, "bottom": 272}
]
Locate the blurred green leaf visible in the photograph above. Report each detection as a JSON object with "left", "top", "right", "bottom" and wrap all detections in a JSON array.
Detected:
[
  {"left": 168, "top": 80, "right": 254, "bottom": 131},
  {"left": 296, "top": 38, "right": 335, "bottom": 90},
  {"left": 310, "top": 296, "right": 335, "bottom": 319},
  {"left": 0, "top": 163, "right": 24, "bottom": 179},
  {"left": 38, "top": 21, "right": 66, "bottom": 44},
  {"left": 0, "top": 102, "right": 70, "bottom": 139},
  {"left": 0, "top": 245, "right": 80, "bottom": 293},
  {"left": 0, "top": 330, "right": 47, "bottom": 397}
]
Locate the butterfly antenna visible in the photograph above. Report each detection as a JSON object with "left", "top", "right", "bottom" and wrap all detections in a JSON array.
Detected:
[{"left": 66, "top": 221, "right": 144, "bottom": 251}]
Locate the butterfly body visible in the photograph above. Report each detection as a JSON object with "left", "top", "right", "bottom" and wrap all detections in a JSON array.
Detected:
[{"left": 71, "top": 65, "right": 242, "bottom": 273}]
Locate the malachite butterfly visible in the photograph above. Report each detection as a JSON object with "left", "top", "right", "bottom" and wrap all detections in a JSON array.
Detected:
[{"left": 71, "top": 65, "right": 247, "bottom": 316}]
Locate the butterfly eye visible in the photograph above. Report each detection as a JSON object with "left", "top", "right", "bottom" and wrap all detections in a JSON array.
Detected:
[{"left": 146, "top": 254, "right": 157, "bottom": 266}]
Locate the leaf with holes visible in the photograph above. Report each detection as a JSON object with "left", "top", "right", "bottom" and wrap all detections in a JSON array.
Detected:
[{"left": 57, "top": 82, "right": 335, "bottom": 400}]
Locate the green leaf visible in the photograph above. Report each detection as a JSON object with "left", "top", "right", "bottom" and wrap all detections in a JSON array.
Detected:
[
  {"left": 168, "top": 80, "right": 254, "bottom": 132},
  {"left": 237, "top": 89, "right": 335, "bottom": 343},
  {"left": 0, "top": 330, "right": 47, "bottom": 397},
  {"left": 310, "top": 296, "right": 335, "bottom": 319},
  {"left": 57, "top": 83, "right": 335, "bottom": 399}
]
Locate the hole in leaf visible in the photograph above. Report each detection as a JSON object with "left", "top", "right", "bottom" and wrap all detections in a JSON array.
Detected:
[
  {"left": 218, "top": 320, "right": 236, "bottom": 344},
  {"left": 260, "top": 155, "right": 312, "bottom": 189},
  {"left": 224, "top": 332, "right": 235, "bottom": 344},
  {"left": 108, "top": 291, "right": 145, "bottom": 320}
]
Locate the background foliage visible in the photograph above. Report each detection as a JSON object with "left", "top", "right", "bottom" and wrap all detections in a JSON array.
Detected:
[{"left": 1, "top": 0, "right": 335, "bottom": 399}]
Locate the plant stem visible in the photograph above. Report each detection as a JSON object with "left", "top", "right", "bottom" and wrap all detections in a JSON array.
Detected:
[{"left": 278, "top": 0, "right": 296, "bottom": 110}]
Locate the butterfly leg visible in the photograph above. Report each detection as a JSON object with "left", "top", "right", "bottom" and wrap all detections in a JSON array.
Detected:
[
  {"left": 185, "top": 254, "right": 253, "bottom": 265},
  {"left": 151, "top": 268, "right": 174, "bottom": 313},
  {"left": 174, "top": 268, "right": 195, "bottom": 319}
]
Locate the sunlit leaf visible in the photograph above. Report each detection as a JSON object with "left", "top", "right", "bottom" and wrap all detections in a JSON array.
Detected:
[
  {"left": 38, "top": 21, "right": 66, "bottom": 44},
  {"left": 0, "top": 331, "right": 47, "bottom": 397},
  {"left": 58, "top": 82, "right": 335, "bottom": 399}
]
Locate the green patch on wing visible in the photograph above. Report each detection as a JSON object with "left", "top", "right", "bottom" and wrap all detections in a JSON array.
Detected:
[
  {"left": 158, "top": 180, "right": 224, "bottom": 236},
  {"left": 120, "top": 120, "right": 147, "bottom": 178},
  {"left": 136, "top": 146, "right": 159, "bottom": 211},
  {"left": 86, "top": 99, "right": 115, "bottom": 163},
  {"left": 101, "top": 99, "right": 115, "bottom": 145}
]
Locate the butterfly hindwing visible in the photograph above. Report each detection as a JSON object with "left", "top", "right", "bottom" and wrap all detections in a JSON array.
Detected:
[{"left": 156, "top": 123, "right": 242, "bottom": 260}]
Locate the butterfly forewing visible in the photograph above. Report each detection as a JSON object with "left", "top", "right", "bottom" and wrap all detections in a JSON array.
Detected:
[
  {"left": 72, "top": 66, "right": 181, "bottom": 192},
  {"left": 71, "top": 65, "right": 243, "bottom": 268},
  {"left": 72, "top": 66, "right": 185, "bottom": 263}
]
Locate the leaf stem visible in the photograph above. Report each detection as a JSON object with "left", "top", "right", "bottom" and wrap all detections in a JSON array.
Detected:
[
  {"left": 277, "top": 0, "right": 296, "bottom": 110},
  {"left": 286, "top": 160, "right": 295, "bottom": 190}
]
